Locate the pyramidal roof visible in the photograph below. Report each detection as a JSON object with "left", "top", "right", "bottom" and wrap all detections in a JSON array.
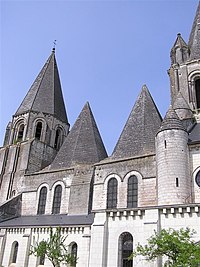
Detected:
[
  {"left": 15, "top": 49, "right": 68, "bottom": 123},
  {"left": 188, "top": 1, "right": 200, "bottom": 60},
  {"left": 49, "top": 102, "right": 107, "bottom": 169},
  {"left": 171, "top": 33, "right": 188, "bottom": 51},
  {"left": 111, "top": 85, "right": 162, "bottom": 159},
  {"left": 157, "top": 106, "right": 186, "bottom": 134},
  {"left": 173, "top": 91, "right": 191, "bottom": 110}
]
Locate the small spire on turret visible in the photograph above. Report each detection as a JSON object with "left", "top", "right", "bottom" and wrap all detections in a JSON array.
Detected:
[{"left": 170, "top": 33, "right": 189, "bottom": 64}]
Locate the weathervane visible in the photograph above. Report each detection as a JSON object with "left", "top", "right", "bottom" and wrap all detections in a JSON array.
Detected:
[{"left": 52, "top": 40, "right": 57, "bottom": 52}]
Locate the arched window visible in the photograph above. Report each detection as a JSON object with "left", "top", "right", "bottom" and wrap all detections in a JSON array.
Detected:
[
  {"left": 195, "top": 79, "right": 200, "bottom": 109},
  {"left": 54, "top": 128, "right": 62, "bottom": 149},
  {"left": 16, "top": 124, "right": 24, "bottom": 142},
  {"left": 71, "top": 242, "right": 78, "bottom": 267},
  {"left": 107, "top": 178, "right": 118, "bottom": 209},
  {"left": 39, "top": 254, "right": 45, "bottom": 265},
  {"left": 195, "top": 170, "right": 200, "bottom": 187},
  {"left": 118, "top": 232, "right": 133, "bottom": 267},
  {"left": 35, "top": 121, "right": 43, "bottom": 140},
  {"left": 52, "top": 185, "right": 62, "bottom": 214},
  {"left": 10, "top": 241, "right": 19, "bottom": 264},
  {"left": 127, "top": 175, "right": 138, "bottom": 208},
  {"left": 37, "top": 187, "right": 47, "bottom": 215}
]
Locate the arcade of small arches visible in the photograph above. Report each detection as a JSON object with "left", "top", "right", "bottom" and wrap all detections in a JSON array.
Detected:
[{"left": 11, "top": 118, "right": 64, "bottom": 149}]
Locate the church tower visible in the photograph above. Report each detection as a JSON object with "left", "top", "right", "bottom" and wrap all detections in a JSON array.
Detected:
[
  {"left": 169, "top": 2, "right": 200, "bottom": 115},
  {"left": 0, "top": 49, "right": 69, "bottom": 202}
]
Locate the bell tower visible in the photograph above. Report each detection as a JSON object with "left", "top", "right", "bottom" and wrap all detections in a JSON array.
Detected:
[
  {"left": 0, "top": 49, "right": 69, "bottom": 202},
  {"left": 169, "top": 2, "right": 200, "bottom": 115}
]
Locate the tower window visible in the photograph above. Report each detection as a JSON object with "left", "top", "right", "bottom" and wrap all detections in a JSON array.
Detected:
[
  {"left": 52, "top": 185, "right": 62, "bottom": 214},
  {"left": 37, "top": 186, "right": 47, "bottom": 215},
  {"left": 107, "top": 178, "right": 118, "bottom": 209},
  {"left": 127, "top": 175, "right": 138, "bottom": 208},
  {"left": 54, "top": 128, "right": 62, "bottom": 149},
  {"left": 16, "top": 124, "right": 24, "bottom": 142},
  {"left": 195, "top": 79, "right": 200, "bottom": 109},
  {"left": 118, "top": 232, "right": 133, "bottom": 267},
  {"left": 35, "top": 121, "right": 43, "bottom": 140},
  {"left": 195, "top": 170, "right": 200, "bottom": 187}
]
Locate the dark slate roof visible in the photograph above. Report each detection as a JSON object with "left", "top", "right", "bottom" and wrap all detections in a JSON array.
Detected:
[
  {"left": 111, "top": 85, "right": 162, "bottom": 159},
  {"left": 157, "top": 106, "right": 186, "bottom": 134},
  {"left": 49, "top": 102, "right": 107, "bottom": 169},
  {"left": 188, "top": 122, "right": 200, "bottom": 143},
  {"left": 0, "top": 214, "right": 94, "bottom": 228},
  {"left": 188, "top": 1, "right": 200, "bottom": 60},
  {"left": 173, "top": 91, "right": 193, "bottom": 119},
  {"left": 15, "top": 50, "right": 68, "bottom": 123}
]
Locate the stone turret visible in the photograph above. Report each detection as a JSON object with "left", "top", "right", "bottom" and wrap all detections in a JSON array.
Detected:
[
  {"left": 156, "top": 107, "right": 191, "bottom": 205},
  {"left": 169, "top": 2, "right": 200, "bottom": 112}
]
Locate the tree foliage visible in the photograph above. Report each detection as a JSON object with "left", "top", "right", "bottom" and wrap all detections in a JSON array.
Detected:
[
  {"left": 129, "top": 228, "right": 200, "bottom": 267},
  {"left": 30, "top": 227, "right": 77, "bottom": 267}
]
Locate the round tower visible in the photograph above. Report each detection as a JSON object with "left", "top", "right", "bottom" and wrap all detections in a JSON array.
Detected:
[{"left": 156, "top": 107, "right": 191, "bottom": 205}]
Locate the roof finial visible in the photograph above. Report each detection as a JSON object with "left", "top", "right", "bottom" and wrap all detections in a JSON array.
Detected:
[{"left": 52, "top": 40, "right": 57, "bottom": 52}]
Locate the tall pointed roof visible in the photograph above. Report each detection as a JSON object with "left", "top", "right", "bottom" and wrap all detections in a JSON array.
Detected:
[
  {"left": 111, "top": 85, "right": 162, "bottom": 159},
  {"left": 173, "top": 91, "right": 193, "bottom": 120},
  {"left": 172, "top": 33, "right": 188, "bottom": 50},
  {"left": 157, "top": 106, "right": 186, "bottom": 134},
  {"left": 15, "top": 50, "right": 68, "bottom": 123},
  {"left": 49, "top": 102, "right": 107, "bottom": 169},
  {"left": 188, "top": 1, "right": 200, "bottom": 60}
]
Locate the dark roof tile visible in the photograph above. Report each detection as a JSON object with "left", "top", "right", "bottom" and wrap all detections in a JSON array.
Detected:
[{"left": 111, "top": 85, "right": 162, "bottom": 159}]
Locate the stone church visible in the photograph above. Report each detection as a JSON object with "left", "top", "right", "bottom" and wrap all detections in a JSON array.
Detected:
[{"left": 0, "top": 2, "right": 200, "bottom": 267}]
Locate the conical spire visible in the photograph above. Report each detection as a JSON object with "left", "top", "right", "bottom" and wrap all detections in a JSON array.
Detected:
[
  {"left": 15, "top": 50, "right": 68, "bottom": 123},
  {"left": 170, "top": 33, "right": 189, "bottom": 64},
  {"left": 173, "top": 91, "right": 193, "bottom": 119},
  {"left": 188, "top": 1, "right": 200, "bottom": 60},
  {"left": 49, "top": 102, "right": 107, "bottom": 169},
  {"left": 112, "top": 85, "right": 162, "bottom": 159},
  {"left": 157, "top": 106, "right": 186, "bottom": 134}
]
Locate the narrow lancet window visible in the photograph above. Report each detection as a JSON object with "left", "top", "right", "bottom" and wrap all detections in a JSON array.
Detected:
[
  {"left": 17, "top": 124, "right": 24, "bottom": 142},
  {"left": 118, "top": 232, "right": 133, "bottom": 267},
  {"left": 127, "top": 175, "right": 138, "bottom": 208},
  {"left": 71, "top": 243, "right": 78, "bottom": 266},
  {"left": 37, "top": 187, "right": 47, "bottom": 215},
  {"left": 52, "top": 185, "right": 62, "bottom": 214},
  {"left": 54, "top": 128, "right": 62, "bottom": 149},
  {"left": 107, "top": 178, "right": 118, "bottom": 209},
  {"left": 10, "top": 241, "right": 19, "bottom": 264},
  {"left": 35, "top": 121, "right": 43, "bottom": 140},
  {"left": 195, "top": 79, "right": 200, "bottom": 109}
]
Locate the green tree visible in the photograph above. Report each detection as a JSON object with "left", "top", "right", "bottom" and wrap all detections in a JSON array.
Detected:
[
  {"left": 129, "top": 228, "right": 200, "bottom": 267},
  {"left": 30, "top": 227, "right": 77, "bottom": 267}
]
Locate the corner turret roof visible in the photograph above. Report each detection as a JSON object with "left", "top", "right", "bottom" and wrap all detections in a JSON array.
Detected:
[
  {"left": 173, "top": 91, "right": 194, "bottom": 119},
  {"left": 111, "top": 85, "right": 162, "bottom": 159},
  {"left": 49, "top": 102, "right": 107, "bottom": 169},
  {"left": 171, "top": 33, "right": 188, "bottom": 51},
  {"left": 15, "top": 50, "right": 68, "bottom": 123},
  {"left": 157, "top": 106, "right": 186, "bottom": 134},
  {"left": 188, "top": 1, "right": 200, "bottom": 60}
]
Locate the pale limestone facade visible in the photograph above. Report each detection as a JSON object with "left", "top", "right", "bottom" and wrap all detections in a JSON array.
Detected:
[{"left": 0, "top": 3, "right": 200, "bottom": 267}]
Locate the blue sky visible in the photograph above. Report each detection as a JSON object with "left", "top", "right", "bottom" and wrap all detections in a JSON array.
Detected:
[{"left": 0, "top": 0, "right": 199, "bottom": 155}]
